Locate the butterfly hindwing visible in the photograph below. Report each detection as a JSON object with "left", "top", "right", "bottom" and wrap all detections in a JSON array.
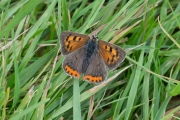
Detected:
[
  {"left": 63, "top": 47, "right": 85, "bottom": 79},
  {"left": 60, "top": 31, "right": 89, "bottom": 55},
  {"left": 98, "top": 40, "right": 126, "bottom": 70},
  {"left": 83, "top": 52, "right": 107, "bottom": 84}
]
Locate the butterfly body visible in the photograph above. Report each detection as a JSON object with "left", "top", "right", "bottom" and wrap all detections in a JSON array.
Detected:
[
  {"left": 82, "top": 36, "right": 99, "bottom": 73},
  {"left": 60, "top": 31, "right": 126, "bottom": 84}
]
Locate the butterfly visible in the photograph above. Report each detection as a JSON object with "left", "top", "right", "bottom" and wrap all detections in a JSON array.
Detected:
[{"left": 60, "top": 31, "right": 126, "bottom": 84}]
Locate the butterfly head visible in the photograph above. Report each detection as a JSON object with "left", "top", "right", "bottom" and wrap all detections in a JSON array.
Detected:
[{"left": 90, "top": 34, "right": 98, "bottom": 41}]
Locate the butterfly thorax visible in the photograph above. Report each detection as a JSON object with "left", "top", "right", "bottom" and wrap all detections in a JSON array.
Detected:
[{"left": 81, "top": 37, "right": 98, "bottom": 73}]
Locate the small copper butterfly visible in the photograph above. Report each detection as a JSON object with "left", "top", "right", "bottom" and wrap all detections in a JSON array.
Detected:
[{"left": 60, "top": 31, "right": 126, "bottom": 84}]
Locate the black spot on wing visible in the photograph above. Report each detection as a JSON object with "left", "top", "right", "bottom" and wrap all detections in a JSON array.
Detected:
[
  {"left": 107, "top": 58, "right": 109, "bottom": 63},
  {"left": 109, "top": 47, "right": 112, "bottom": 52},
  {"left": 66, "top": 44, "right": 70, "bottom": 48},
  {"left": 105, "top": 46, "right": 107, "bottom": 49},
  {"left": 73, "top": 36, "right": 77, "bottom": 41},
  {"left": 69, "top": 46, "right": 72, "bottom": 51}
]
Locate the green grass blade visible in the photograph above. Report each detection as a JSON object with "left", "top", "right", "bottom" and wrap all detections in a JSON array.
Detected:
[
  {"left": 12, "top": 41, "right": 20, "bottom": 107},
  {"left": 154, "top": 96, "right": 171, "bottom": 120},
  {"left": 7, "top": 48, "right": 56, "bottom": 88},
  {"left": 0, "top": 0, "right": 43, "bottom": 40},
  {"left": 9, "top": 99, "right": 49, "bottom": 120},
  {"left": 125, "top": 49, "right": 144, "bottom": 120},
  {"left": 73, "top": 78, "right": 81, "bottom": 120}
]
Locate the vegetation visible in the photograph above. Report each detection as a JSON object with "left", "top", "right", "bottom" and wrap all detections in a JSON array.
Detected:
[{"left": 0, "top": 0, "right": 180, "bottom": 119}]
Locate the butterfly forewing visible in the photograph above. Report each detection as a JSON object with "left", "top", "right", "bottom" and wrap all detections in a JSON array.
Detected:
[
  {"left": 63, "top": 47, "right": 85, "bottom": 79},
  {"left": 98, "top": 40, "right": 126, "bottom": 70},
  {"left": 60, "top": 31, "right": 89, "bottom": 55},
  {"left": 83, "top": 52, "right": 107, "bottom": 84}
]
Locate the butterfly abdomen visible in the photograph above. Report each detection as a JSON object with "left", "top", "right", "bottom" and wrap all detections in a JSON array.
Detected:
[{"left": 81, "top": 39, "right": 98, "bottom": 73}]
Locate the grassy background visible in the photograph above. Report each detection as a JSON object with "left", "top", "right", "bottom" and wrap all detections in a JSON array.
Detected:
[{"left": 0, "top": 0, "right": 180, "bottom": 119}]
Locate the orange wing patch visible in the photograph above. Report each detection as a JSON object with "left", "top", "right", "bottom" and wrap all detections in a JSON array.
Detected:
[
  {"left": 99, "top": 44, "right": 120, "bottom": 65},
  {"left": 98, "top": 40, "right": 126, "bottom": 70},
  {"left": 64, "top": 35, "right": 88, "bottom": 52},
  {"left": 84, "top": 75, "right": 103, "bottom": 83},
  {"left": 64, "top": 65, "right": 80, "bottom": 78}
]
